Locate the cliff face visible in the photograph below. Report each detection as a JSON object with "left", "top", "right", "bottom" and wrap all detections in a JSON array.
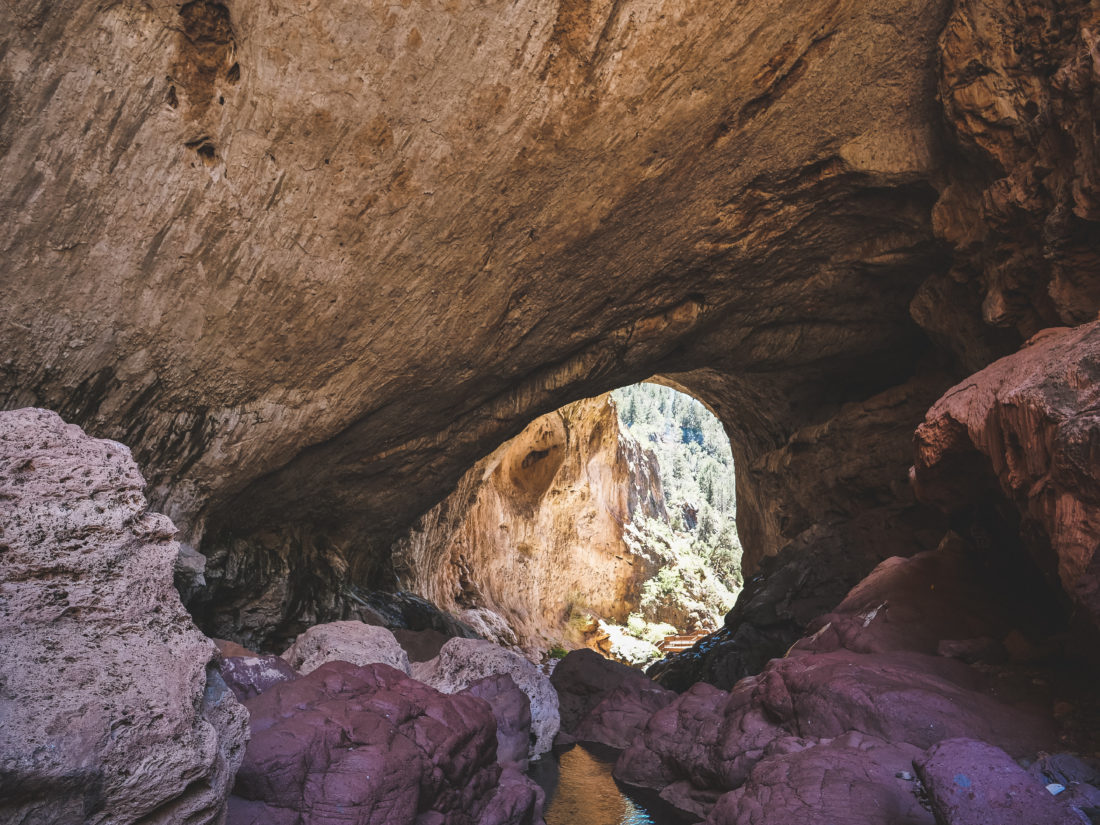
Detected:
[
  {"left": 1, "top": 0, "right": 1097, "bottom": 638},
  {"left": 393, "top": 395, "right": 666, "bottom": 654}
]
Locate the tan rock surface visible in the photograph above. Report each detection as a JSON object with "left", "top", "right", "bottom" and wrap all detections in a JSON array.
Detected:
[
  {"left": 394, "top": 393, "right": 664, "bottom": 652},
  {"left": 280, "top": 619, "right": 411, "bottom": 675},
  {"left": 0, "top": 408, "right": 248, "bottom": 825},
  {"left": 1, "top": 0, "right": 963, "bottom": 639}
]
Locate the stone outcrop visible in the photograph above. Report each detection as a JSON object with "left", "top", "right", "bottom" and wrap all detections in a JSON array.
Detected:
[
  {"left": 218, "top": 655, "right": 299, "bottom": 702},
  {"left": 912, "top": 321, "right": 1100, "bottom": 632},
  {"left": 412, "top": 638, "right": 560, "bottom": 760},
  {"left": 915, "top": 739, "right": 1086, "bottom": 825},
  {"left": 393, "top": 394, "right": 665, "bottom": 653},
  {"left": 705, "top": 733, "right": 933, "bottom": 825},
  {"left": 0, "top": 408, "right": 248, "bottom": 825},
  {"left": 614, "top": 530, "right": 1076, "bottom": 821},
  {"left": 228, "top": 661, "right": 544, "bottom": 825},
  {"left": 280, "top": 620, "right": 411, "bottom": 675},
  {"left": 1, "top": 0, "right": 990, "bottom": 638}
]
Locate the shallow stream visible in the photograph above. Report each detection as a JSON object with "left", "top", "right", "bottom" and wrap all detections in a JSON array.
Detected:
[{"left": 531, "top": 743, "right": 684, "bottom": 825}]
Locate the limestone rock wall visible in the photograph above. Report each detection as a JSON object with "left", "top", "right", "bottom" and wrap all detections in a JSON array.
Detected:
[
  {"left": 393, "top": 394, "right": 666, "bottom": 654},
  {"left": 0, "top": 0, "right": 1096, "bottom": 639}
]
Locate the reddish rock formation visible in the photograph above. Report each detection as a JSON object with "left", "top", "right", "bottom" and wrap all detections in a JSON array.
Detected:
[
  {"left": 912, "top": 321, "right": 1100, "bottom": 632},
  {"left": 916, "top": 739, "right": 1085, "bottom": 825},
  {"left": 706, "top": 733, "right": 933, "bottom": 825},
  {"left": 0, "top": 408, "right": 248, "bottom": 825},
  {"left": 460, "top": 674, "right": 534, "bottom": 772},
  {"left": 218, "top": 655, "right": 299, "bottom": 702},
  {"left": 393, "top": 395, "right": 666, "bottom": 653},
  {"left": 228, "top": 661, "right": 544, "bottom": 825}
]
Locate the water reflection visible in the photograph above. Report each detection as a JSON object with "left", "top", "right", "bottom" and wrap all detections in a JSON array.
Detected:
[{"left": 532, "top": 744, "right": 678, "bottom": 825}]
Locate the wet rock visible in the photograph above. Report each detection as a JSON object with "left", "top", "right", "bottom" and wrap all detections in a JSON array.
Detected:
[
  {"left": 0, "top": 408, "right": 248, "bottom": 825},
  {"left": 706, "top": 732, "right": 933, "bottom": 825},
  {"left": 219, "top": 655, "right": 299, "bottom": 701},
  {"left": 280, "top": 620, "right": 411, "bottom": 675},
  {"left": 461, "top": 674, "right": 533, "bottom": 771},
  {"left": 916, "top": 738, "right": 1084, "bottom": 825},
  {"left": 912, "top": 321, "right": 1100, "bottom": 632},
  {"left": 412, "top": 637, "right": 560, "bottom": 759},
  {"left": 229, "top": 660, "right": 543, "bottom": 825}
]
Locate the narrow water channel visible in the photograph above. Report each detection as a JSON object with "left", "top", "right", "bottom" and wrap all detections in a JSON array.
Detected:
[{"left": 531, "top": 743, "right": 684, "bottom": 825}]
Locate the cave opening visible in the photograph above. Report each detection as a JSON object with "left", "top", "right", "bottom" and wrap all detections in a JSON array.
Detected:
[{"left": 391, "top": 380, "right": 744, "bottom": 670}]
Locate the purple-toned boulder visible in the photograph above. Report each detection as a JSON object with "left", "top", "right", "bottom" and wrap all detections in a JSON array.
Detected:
[
  {"left": 281, "top": 619, "right": 411, "bottom": 674},
  {"left": 461, "top": 673, "right": 533, "bottom": 770},
  {"left": 706, "top": 732, "right": 933, "bottom": 825},
  {"left": 227, "top": 660, "right": 543, "bottom": 825},
  {"left": 916, "top": 738, "right": 1084, "bottom": 825},
  {"left": 551, "top": 648, "right": 654, "bottom": 733},
  {"left": 572, "top": 678, "right": 677, "bottom": 750},
  {"left": 615, "top": 647, "right": 1056, "bottom": 819},
  {"left": 219, "top": 654, "right": 299, "bottom": 701}
]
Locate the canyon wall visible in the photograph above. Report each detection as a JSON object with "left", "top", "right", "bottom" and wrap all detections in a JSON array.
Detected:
[
  {"left": 393, "top": 394, "right": 665, "bottom": 654},
  {"left": 0, "top": 0, "right": 1097, "bottom": 637}
]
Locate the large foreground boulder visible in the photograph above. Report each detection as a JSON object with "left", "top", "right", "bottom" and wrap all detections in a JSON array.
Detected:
[
  {"left": 228, "top": 661, "right": 543, "bottom": 825},
  {"left": 0, "top": 408, "right": 249, "bottom": 824},
  {"left": 413, "top": 638, "right": 560, "bottom": 759},
  {"left": 916, "top": 739, "right": 1085, "bottom": 825},
  {"left": 706, "top": 732, "right": 933, "bottom": 825},
  {"left": 912, "top": 321, "right": 1100, "bottom": 631},
  {"left": 281, "top": 619, "right": 411, "bottom": 675}
]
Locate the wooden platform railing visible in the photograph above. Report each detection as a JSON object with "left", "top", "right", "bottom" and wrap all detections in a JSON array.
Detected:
[{"left": 656, "top": 631, "right": 709, "bottom": 654}]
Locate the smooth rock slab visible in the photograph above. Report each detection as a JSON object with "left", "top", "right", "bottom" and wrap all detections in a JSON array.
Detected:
[
  {"left": 281, "top": 619, "right": 411, "bottom": 675},
  {"left": 413, "top": 637, "right": 560, "bottom": 759},
  {"left": 915, "top": 738, "right": 1084, "bottom": 825},
  {"left": 0, "top": 408, "right": 248, "bottom": 825},
  {"left": 461, "top": 674, "right": 534, "bottom": 771}
]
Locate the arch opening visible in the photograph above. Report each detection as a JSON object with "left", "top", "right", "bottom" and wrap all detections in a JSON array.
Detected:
[{"left": 391, "top": 380, "right": 744, "bottom": 667}]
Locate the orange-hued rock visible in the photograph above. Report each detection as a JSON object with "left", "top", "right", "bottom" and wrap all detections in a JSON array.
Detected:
[
  {"left": 912, "top": 321, "right": 1100, "bottom": 630},
  {"left": 394, "top": 394, "right": 664, "bottom": 653}
]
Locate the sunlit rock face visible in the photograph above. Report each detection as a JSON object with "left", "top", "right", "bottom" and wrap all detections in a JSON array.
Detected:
[
  {"left": 2, "top": 0, "right": 957, "bottom": 620},
  {"left": 1, "top": 0, "right": 1096, "bottom": 638},
  {"left": 394, "top": 394, "right": 665, "bottom": 654}
]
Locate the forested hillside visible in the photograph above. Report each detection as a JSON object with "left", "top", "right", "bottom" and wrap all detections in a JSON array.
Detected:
[{"left": 596, "top": 383, "right": 743, "bottom": 664}]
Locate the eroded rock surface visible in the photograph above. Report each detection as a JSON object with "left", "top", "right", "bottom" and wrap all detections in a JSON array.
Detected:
[
  {"left": 916, "top": 739, "right": 1085, "bottom": 825},
  {"left": 913, "top": 321, "right": 1100, "bottom": 631},
  {"left": 229, "top": 661, "right": 543, "bottom": 825},
  {"left": 0, "top": 408, "right": 248, "bottom": 825},
  {"left": 412, "top": 637, "right": 560, "bottom": 759},
  {"left": 394, "top": 395, "right": 665, "bottom": 653},
  {"left": 280, "top": 620, "right": 411, "bottom": 675},
  {"left": 1, "top": 0, "right": 968, "bottom": 638}
]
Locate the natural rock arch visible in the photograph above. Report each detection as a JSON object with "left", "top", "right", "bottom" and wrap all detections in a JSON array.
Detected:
[{"left": 2, "top": 0, "right": 1097, "bottom": 644}]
